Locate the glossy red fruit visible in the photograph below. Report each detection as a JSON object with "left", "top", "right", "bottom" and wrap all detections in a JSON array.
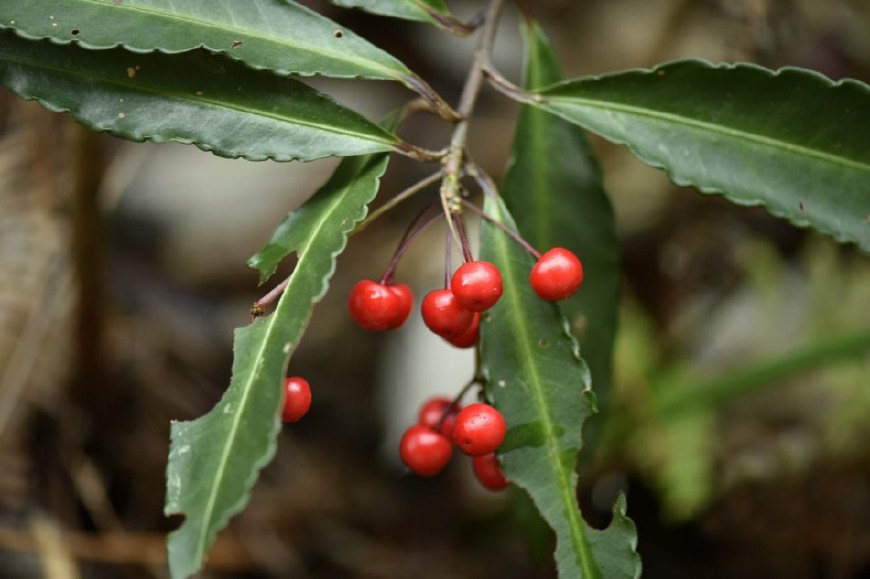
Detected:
[
  {"left": 418, "top": 397, "right": 461, "bottom": 438},
  {"left": 450, "top": 261, "right": 503, "bottom": 311},
  {"left": 452, "top": 403, "right": 506, "bottom": 457},
  {"left": 472, "top": 452, "right": 509, "bottom": 491},
  {"left": 281, "top": 377, "right": 312, "bottom": 423},
  {"left": 389, "top": 283, "right": 414, "bottom": 328},
  {"left": 421, "top": 289, "right": 474, "bottom": 338},
  {"left": 445, "top": 312, "right": 480, "bottom": 349},
  {"left": 529, "top": 248, "right": 584, "bottom": 301},
  {"left": 348, "top": 280, "right": 411, "bottom": 330},
  {"left": 399, "top": 424, "right": 453, "bottom": 477}
]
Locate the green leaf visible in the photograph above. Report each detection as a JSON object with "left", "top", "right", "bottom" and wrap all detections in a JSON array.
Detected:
[
  {"left": 533, "top": 60, "right": 870, "bottom": 252},
  {"left": 0, "top": 31, "right": 398, "bottom": 161},
  {"left": 330, "top": 0, "right": 465, "bottom": 29},
  {"left": 0, "top": 0, "right": 411, "bottom": 81},
  {"left": 479, "top": 195, "right": 641, "bottom": 579},
  {"left": 249, "top": 154, "right": 389, "bottom": 282},
  {"left": 165, "top": 154, "right": 389, "bottom": 578},
  {"left": 503, "top": 21, "right": 619, "bottom": 417}
]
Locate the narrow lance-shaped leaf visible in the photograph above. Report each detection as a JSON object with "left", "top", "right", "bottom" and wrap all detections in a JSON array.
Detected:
[
  {"left": 532, "top": 61, "right": 870, "bottom": 252},
  {"left": 0, "top": 32, "right": 399, "bottom": 161},
  {"left": 0, "top": 0, "right": 457, "bottom": 118},
  {"left": 329, "top": 0, "right": 471, "bottom": 34},
  {"left": 1, "top": 0, "right": 410, "bottom": 81},
  {"left": 165, "top": 154, "right": 390, "bottom": 579},
  {"left": 502, "top": 20, "right": 619, "bottom": 418},
  {"left": 480, "top": 195, "right": 640, "bottom": 579}
]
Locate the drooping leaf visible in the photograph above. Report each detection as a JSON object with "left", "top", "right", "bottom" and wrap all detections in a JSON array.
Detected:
[
  {"left": 0, "top": 0, "right": 458, "bottom": 118},
  {"left": 165, "top": 154, "right": 390, "bottom": 579},
  {"left": 0, "top": 31, "right": 399, "bottom": 161},
  {"left": 330, "top": 0, "right": 470, "bottom": 33},
  {"left": 532, "top": 60, "right": 870, "bottom": 251},
  {"left": 479, "top": 195, "right": 641, "bottom": 579},
  {"left": 1, "top": 0, "right": 410, "bottom": 81},
  {"left": 502, "top": 21, "right": 619, "bottom": 419}
]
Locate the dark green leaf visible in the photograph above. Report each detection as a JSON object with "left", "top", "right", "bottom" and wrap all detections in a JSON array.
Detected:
[
  {"left": 480, "top": 195, "right": 641, "bottom": 579},
  {"left": 533, "top": 60, "right": 870, "bottom": 251},
  {"left": 330, "top": 0, "right": 465, "bottom": 29},
  {"left": 0, "top": 32, "right": 399, "bottom": 161},
  {"left": 503, "top": 21, "right": 619, "bottom": 418},
  {"left": 165, "top": 154, "right": 389, "bottom": 578},
  {"left": 1, "top": 0, "right": 410, "bottom": 81}
]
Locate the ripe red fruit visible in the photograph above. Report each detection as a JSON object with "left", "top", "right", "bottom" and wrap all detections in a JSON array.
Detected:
[
  {"left": 445, "top": 312, "right": 479, "bottom": 349},
  {"left": 452, "top": 403, "right": 507, "bottom": 456},
  {"left": 389, "top": 283, "right": 413, "bottom": 326},
  {"left": 421, "top": 289, "right": 474, "bottom": 338},
  {"left": 281, "top": 377, "right": 312, "bottom": 423},
  {"left": 418, "top": 397, "right": 461, "bottom": 438},
  {"left": 472, "top": 452, "right": 509, "bottom": 491},
  {"left": 348, "top": 280, "right": 412, "bottom": 330},
  {"left": 399, "top": 424, "right": 453, "bottom": 477},
  {"left": 450, "top": 260, "right": 503, "bottom": 311},
  {"left": 529, "top": 248, "right": 584, "bottom": 301}
]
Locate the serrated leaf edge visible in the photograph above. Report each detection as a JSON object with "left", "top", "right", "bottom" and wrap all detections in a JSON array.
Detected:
[
  {"left": 535, "top": 59, "right": 870, "bottom": 248},
  {"left": 165, "top": 154, "right": 388, "bottom": 576},
  {"left": 484, "top": 196, "right": 598, "bottom": 577},
  {"left": 1, "top": 41, "right": 399, "bottom": 162},
  {"left": 0, "top": 0, "right": 408, "bottom": 81}
]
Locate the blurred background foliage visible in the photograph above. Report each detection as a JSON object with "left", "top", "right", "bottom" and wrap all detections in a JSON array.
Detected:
[{"left": 0, "top": 0, "right": 868, "bottom": 577}]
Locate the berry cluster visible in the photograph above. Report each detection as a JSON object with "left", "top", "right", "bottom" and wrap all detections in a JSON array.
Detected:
[
  {"left": 345, "top": 217, "right": 583, "bottom": 487},
  {"left": 262, "top": 197, "right": 585, "bottom": 489},
  {"left": 348, "top": 247, "right": 583, "bottom": 347},
  {"left": 400, "top": 398, "right": 508, "bottom": 491}
]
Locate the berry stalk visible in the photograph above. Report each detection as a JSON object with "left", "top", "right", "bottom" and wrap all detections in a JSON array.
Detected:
[{"left": 379, "top": 206, "right": 443, "bottom": 285}]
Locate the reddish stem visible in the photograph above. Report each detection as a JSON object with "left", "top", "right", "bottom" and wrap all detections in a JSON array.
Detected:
[
  {"left": 461, "top": 199, "right": 542, "bottom": 259},
  {"left": 252, "top": 275, "right": 290, "bottom": 315},
  {"left": 443, "top": 223, "right": 453, "bottom": 289},
  {"left": 452, "top": 213, "right": 474, "bottom": 263},
  {"left": 380, "top": 207, "right": 443, "bottom": 285},
  {"left": 437, "top": 375, "right": 485, "bottom": 431}
]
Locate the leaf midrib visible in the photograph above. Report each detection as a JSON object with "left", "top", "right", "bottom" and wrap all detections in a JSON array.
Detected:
[
  {"left": 9, "top": 0, "right": 404, "bottom": 79},
  {"left": 541, "top": 95, "right": 870, "bottom": 173},
  {"left": 493, "top": 211, "right": 595, "bottom": 578},
  {"left": 194, "top": 167, "right": 353, "bottom": 561},
  {"left": 1, "top": 51, "right": 397, "bottom": 149}
]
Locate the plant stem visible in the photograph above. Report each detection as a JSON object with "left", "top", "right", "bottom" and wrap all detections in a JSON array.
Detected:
[
  {"left": 482, "top": 63, "right": 539, "bottom": 104},
  {"left": 453, "top": 213, "right": 474, "bottom": 263},
  {"left": 439, "top": 0, "right": 505, "bottom": 243},
  {"left": 355, "top": 171, "right": 442, "bottom": 235},
  {"left": 251, "top": 276, "right": 290, "bottom": 315},
  {"left": 379, "top": 206, "right": 442, "bottom": 285},
  {"left": 460, "top": 190, "right": 542, "bottom": 259},
  {"left": 443, "top": 222, "right": 453, "bottom": 289}
]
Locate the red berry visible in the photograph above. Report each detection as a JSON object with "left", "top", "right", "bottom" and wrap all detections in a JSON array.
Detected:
[
  {"left": 529, "top": 248, "right": 584, "bottom": 301},
  {"left": 418, "top": 397, "right": 461, "bottom": 438},
  {"left": 452, "top": 403, "right": 506, "bottom": 456},
  {"left": 399, "top": 424, "right": 453, "bottom": 477},
  {"left": 421, "top": 289, "right": 474, "bottom": 338},
  {"left": 472, "top": 452, "right": 509, "bottom": 491},
  {"left": 389, "top": 283, "right": 413, "bottom": 328},
  {"left": 281, "top": 377, "right": 312, "bottom": 423},
  {"left": 450, "top": 261, "right": 503, "bottom": 311},
  {"left": 348, "top": 280, "right": 412, "bottom": 330},
  {"left": 445, "top": 312, "right": 479, "bottom": 349}
]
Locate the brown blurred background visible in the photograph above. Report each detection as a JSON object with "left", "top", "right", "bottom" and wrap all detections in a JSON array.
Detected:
[{"left": 0, "top": 0, "right": 868, "bottom": 577}]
